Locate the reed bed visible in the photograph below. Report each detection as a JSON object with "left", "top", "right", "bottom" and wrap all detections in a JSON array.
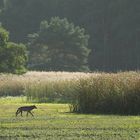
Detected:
[
  {"left": 0, "top": 71, "right": 140, "bottom": 114},
  {"left": 0, "top": 71, "right": 97, "bottom": 101},
  {"left": 73, "top": 71, "right": 140, "bottom": 114}
]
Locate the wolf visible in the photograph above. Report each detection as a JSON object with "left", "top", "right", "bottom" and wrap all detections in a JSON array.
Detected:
[{"left": 16, "top": 105, "right": 37, "bottom": 117}]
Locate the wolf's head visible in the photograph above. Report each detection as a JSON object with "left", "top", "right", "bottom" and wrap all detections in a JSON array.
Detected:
[{"left": 33, "top": 105, "right": 37, "bottom": 109}]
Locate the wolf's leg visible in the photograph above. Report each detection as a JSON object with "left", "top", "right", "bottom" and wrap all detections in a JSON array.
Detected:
[
  {"left": 16, "top": 109, "right": 20, "bottom": 117},
  {"left": 26, "top": 111, "right": 29, "bottom": 117},
  {"left": 29, "top": 111, "right": 34, "bottom": 117},
  {"left": 20, "top": 111, "right": 23, "bottom": 117}
]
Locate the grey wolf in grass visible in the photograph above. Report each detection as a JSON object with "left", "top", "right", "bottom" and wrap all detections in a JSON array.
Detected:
[{"left": 16, "top": 105, "right": 37, "bottom": 117}]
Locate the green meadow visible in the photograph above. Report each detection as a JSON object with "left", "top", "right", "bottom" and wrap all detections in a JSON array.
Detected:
[{"left": 0, "top": 97, "right": 140, "bottom": 140}]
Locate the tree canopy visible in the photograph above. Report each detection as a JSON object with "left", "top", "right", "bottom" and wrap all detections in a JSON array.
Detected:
[
  {"left": 0, "top": 26, "right": 28, "bottom": 74},
  {"left": 28, "top": 17, "right": 90, "bottom": 71}
]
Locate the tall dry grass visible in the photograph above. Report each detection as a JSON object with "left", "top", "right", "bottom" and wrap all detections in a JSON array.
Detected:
[
  {"left": 0, "top": 71, "right": 96, "bottom": 102},
  {"left": 0, "top": 71, "right": 140, "bottom": 114},
  {"left": 73, "top": 72, "right": 140, "bottom": 114}
]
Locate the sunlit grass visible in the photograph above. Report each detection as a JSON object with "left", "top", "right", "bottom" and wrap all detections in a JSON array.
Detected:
[
  {"left": 0, "top": 97, "right": 140, "bottom": 140},
  {"left": 0, "top": 71, "right": 99, "bottom": 101},
  {"left": 0, "top": 96, "right": 27, "bottom": 104}
]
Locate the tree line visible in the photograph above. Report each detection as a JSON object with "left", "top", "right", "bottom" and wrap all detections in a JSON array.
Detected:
[{"left": 0, "top": 0, "right": 140, "bottom": 73}]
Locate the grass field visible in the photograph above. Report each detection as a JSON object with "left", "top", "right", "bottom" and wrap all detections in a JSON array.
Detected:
[{"left": 0, "top": 97, "right": 140, "bottom": 140}]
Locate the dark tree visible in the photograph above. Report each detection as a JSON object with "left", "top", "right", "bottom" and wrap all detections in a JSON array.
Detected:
[
  {"left": 0, "top": 26, "right": 28, "bottom": 74},
  {"left": 28, "top": 17, "right": 90, "bottom": 71}
]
